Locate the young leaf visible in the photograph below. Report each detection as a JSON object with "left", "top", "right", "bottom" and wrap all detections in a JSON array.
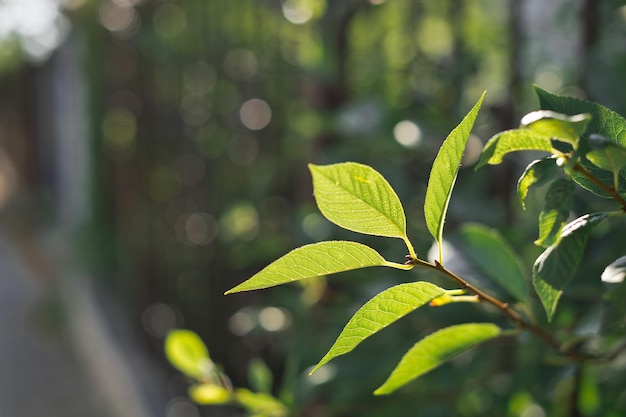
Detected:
[
  {"left": 310, "top": 282, "right": 446, "bottom": 374},
  {"left": 517, "top": 157, "right": 560, "bottom": 209},
  {"left": 533, "top": 213, "right": 608, "bottom": 321},
  {"left": 457, "top": 224, "right": 528, "bottom": 302},
  {"left": 225, "top": 241, "right": 388, "bottom": 294},
  {"left": 425, "top": 92, "right": 485, "bottom": 260},
  {"left": 520, "top": 110, "right": 591, "bottom": 144},
  {"left": 165, "top": 329, "right": 211, "bottom": 380},
  {"left": 476, "top": 130, "right": 554, "bottom": 169},
  {"left": 374, "top": 323, "right": 501, "bottom": 395},
  {"left": 601, "top": 256, "right": 626, "bottom": 284},
  {"left": 535, "top": 178, "right": 575, "bottom": 248},
  {"left": 189, "top": 384, "right": 232, "bottom": 405},
  {"left": 309, "top": 162, "right": 407, "bottom": 239}
]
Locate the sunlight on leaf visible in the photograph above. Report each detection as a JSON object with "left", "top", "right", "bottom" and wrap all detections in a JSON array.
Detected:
[
  {"left": 458, "top": 224, "right": 528, "bottom": 302},
  {"left": 225, "top": 241, "right": 388, "bottom": 293},
  {"left": 189, "top": 384, "right": 231, "bottom": 405},
  {"left": 424, "top": 92, "right": 485, "bottom": 261},
  {"left": 165, "top": 329, "right": 210, "bottom": 379},
  {"left": 476, "top": 129, "right": 554, "bottom": 169},
  {"left": 310, "top": 282, "right": 446, "bottom": 374},
  {"left": 535, "top": 178, "right": 575, "bottom": 248},
  {"left": 533, "top": 213, "right": 608, "bottom": 321},
  {"left": 309, "top": 162, "right": 407, "bottom": 239},
  {"left": 520, "top": 110, "right": 591, "bottom": 144},
  {"left": 374, "top": 323, "right": 501, "bottom": 395},
  {"left": 517, "top": 157, "right": 560, "bottom": 209},
  {"left": 601, "top": 256, "right": 626, "bottom": 284}
]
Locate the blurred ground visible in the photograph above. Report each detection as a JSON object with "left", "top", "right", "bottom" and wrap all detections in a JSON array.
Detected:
[{"left": 0, "top": 223, "right": 167, "bottom": 417}]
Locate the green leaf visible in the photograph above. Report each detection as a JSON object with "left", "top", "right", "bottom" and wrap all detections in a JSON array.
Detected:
[
  {"left": 517, "top": 157, "right": 560, "bottom": 209},
  {"left": 535, "top": 86, "right": 626, "bottom": 147},
  {"left": 309, "top": 162, "right": 407, "bottom": 239},
  {"left": 235, "top": 389, "right": 288, "bottom": 417},
  {"left": 458, "top": 224, "right": 528, "bottom": 302},
  {"left": 585, "top": 134, "right": 626, "bottom": 174},
  {"left": 533, "top": 213, "right": 608, "bottom": 321},
  {"left": 476, "top": 129, "right": 554, "bottom": 169},
  {"left": 564, "top": 163, "right": 626, "bottom": 199},
  {"left": 520, "top": 110, "right": 591, "bottom": 144},
  {"left": 310, "top": 282, "right": 446, "bottom": 374},
  {"left": 535, "top": 178, "right": 575, "bottom": 248},
  {"left": 248, "top": 358, "right": 273, "bottom": 394},
  {"left": 189, "top": 384, "right": 232, "bottom": 405},
  {"left": 165, "top": 329, "right": 210, "bottom": 379},
  {"left": 225, "top": 241, "right": 387, "bottom": 293},
  {"left": 425, "top": 92, "right": 485, "bottom": 258},
  {"left": 374, "top": 323, "right": 501, "bottom": 395}
]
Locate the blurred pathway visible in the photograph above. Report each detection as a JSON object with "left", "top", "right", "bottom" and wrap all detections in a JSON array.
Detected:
[{"left": 0, "top": 230, "right": 167, "bottom": 417}]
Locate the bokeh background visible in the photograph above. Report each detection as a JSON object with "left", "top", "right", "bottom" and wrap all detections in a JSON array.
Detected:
[{"left": 1, "top": 0, "right": 626, "bottom": 416}]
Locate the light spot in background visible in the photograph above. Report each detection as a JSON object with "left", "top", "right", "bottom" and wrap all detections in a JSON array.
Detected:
[
  {"left": 258, "top": 306, "right": 291, "bottom": 332},
  {"left": 534, "top": 65, "right": 563, "bottom": 92},
  {"left": 153, "top": 2, "right": 186, "bottom": 38},
  {"left": 384, "top": 30, "right": 416, "bottom": 68},
  {"left": 416, "top": 16, "right": 453, "bottom": 59},
  {"left": 240, "top": 98, "right": 272, "bottom": 131},
  {"left": 302, "top": 212, "right": 331, "bottom": 241},
  {"left": 0, "top": 0, "right": 70, "bottom": 61},
  {"left": 393, "top": 120, "right": 422, "bottom": 148},
  {"left": 166, "top": 397, "right": 200, "bottom": 417},
  {"left": 305, "top": 363, "right": 337, "bottom": 385},
  {"left": 461, "top": 134, "right": 483, "bottom": 166},
  {"left": 180, "top": 93, "right": 211, "bottom": 126},
  {"left": 223, "top": 49, "right": 258, "bottom": 81},
  {"left": 183, "top": 62, "right": 217, "bottom": 94},
  {"left": 99, "top": 0, "right": 140, "bottom": 39},
  {"left": 175, "top": 212, "right": 218, "bottom": 246},
  {"left": 282, "top": 0, "right": 325, "bottom": 25},
  {"left": 102, "top": 107, "right": 137, "bottom": 160},
  {"left": 142, "top": 303, "right": 178, "bottom": 337},
  {"left": 229, "top": 309, "right": 255, "bottom": 336},
  {"left": 220, "top": 203, "right": 259, "bottom": 241},
  {"left": 520, "top": 404, "right": 546, "bottom": 417},
  {"left": 227, "top": 135, "right": 259, "bottom": 166}
]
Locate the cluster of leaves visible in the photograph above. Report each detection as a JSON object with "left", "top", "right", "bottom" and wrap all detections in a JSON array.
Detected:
[
  {"left": 169, "top": 87, "right": 626, "bottom": 410},
  {"left": 165, "top": 329, "right": 288, "bottom": 417}
]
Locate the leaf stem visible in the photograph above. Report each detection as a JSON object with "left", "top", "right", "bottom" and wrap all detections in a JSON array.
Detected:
[
  {"left": 572, "top": 162, "right": 626, "bottom": 210},
  {"left": 408, "top": 258, "right": 563, "bottom": 353}
]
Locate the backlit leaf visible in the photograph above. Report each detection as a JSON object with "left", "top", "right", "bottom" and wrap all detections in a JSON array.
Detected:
[
  {"left": 520, "top": 110, "right": 591, "bottom": 144},
  {"left": 517, "top": 157, "right": 560, "bottom": 209},
  {"left": 425, "top": 92, "right": 485, "bottom": 258},
  {"left": 165, "top": 329, "right": 210, "bottom": 379},
  {"left": 535, "top": 178, "right": 575, "bottom": 248},
  {"left": 189, "top": 384, "right": 231, "bottom": 405},
  {"left": 309, "top": 162, "right": 407, "bottom": 239},
  {"left": 476, "top": 129, "right": 554, "bottom": 169},
  {"left": 585, "top": 134, "right": 626, "bottom": 174},
  {"left": 225, "top": 241, "right": 387, "bottom": 293},
  {"left": 458, "top": 224, "right": 528, "bottom": 302},
  {"left": 374, "top": 323, "right": 501, "bottom": 395},
  {"left": 310, "top": 282, "right": 446, "bottom": 374},
  {"left": 533, "top": 213, "right": 608, "bottom": 321}
]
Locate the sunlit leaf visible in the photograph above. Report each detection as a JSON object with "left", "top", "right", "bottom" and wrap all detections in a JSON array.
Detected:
[
  {"left": 235, "top": 389, "right": 288, "bottom": 417},
  {"left": 520, "top": 110, "right": 591, "bottom": 144},
  {"left": 458, "top": 224, "right": 528, "bottom": 302},
  {"left": 563, "top": 163, "right": 626, "bottom": 199},
  {"left": 601, "top": 256, "right": 626, "bottom": 284},
  {"left": 189, "top": 384, "right": 232, "bottom": 405},
  {"left": 425, "top": 92, "right": 485, "bottom": 258},
  {"left": 533, "top": 213, "right": 608, "bottom": 321},
  {"left": 225, "top": 241, "right": 387, "bottom": 293},
  {"left": 165, "top": 329, "right": 210, "bottom": 379},
  {"left": 374, "top": 323, "right": 501, "bottom": 395},
  {"left": 535, "top": 178, "right": 575, "bottom": 248},
  {"left": 476, "top": 129, "right": 554, "bottom": 169},
  {"left": 310, "top": 282, "right": 446, "bottom": 374},
  {"left": 517, "top": 157, "right": 560, "bottom": 209},
  {"left": 309, "top": 162, "right": 407, "bottom": 239},
  {"left": 585, "top": 134, "right": 626, "bottom": 174}
]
